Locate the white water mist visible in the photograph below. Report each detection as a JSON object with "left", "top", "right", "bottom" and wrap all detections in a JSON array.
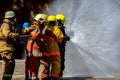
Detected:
[{"left": 48, "top": 0, "right": 120, "bottom": 77}]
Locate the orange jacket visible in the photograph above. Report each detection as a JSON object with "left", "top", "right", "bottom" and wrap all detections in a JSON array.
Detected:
[{"left": 26, "top": 29, "right": 42, "bottom": 57}]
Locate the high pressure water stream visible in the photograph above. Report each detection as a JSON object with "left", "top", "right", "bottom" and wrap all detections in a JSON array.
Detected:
[{"left": 47, "top": 0, "right": 120, "bottom": 77}]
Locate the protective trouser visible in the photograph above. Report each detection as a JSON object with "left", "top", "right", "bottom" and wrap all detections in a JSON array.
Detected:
[
  {"left": 0, "top": 51, "right": 15, "bottom": 80},
  {"left": 40, "top": 56, "right": 61, "bottom": 80},
  {"left": 39, "top": 56, "right": 50, "bottom": 79},
  {"left": 59, "top": 48, "right": 65, "bottom": 77},
  {"left": 25, "top": 56, "right": 40, "bottom": 80}
]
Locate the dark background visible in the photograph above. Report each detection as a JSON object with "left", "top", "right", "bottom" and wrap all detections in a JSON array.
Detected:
[
  {"left": 0, "top": 0, "right": 54, "bottom": 59},
  {"left": 0, "top": 0, "right": 54, "bottom": 23}
]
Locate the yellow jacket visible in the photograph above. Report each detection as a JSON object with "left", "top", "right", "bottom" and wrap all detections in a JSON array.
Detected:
[{"left": 42, "top": 25, "right": 64, "bottom": 56}]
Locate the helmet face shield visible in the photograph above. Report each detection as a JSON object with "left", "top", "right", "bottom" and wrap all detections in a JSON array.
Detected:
[
  {"left": 47, "top": 15, "right": 56, "bottom": 26},
  {"left": 57, "top": 20, "right": 62, "bottom": 24},
  {"left": 38, "top": 18, "right": 46, "bottom": 24},
  {"left": 48, "top": 21, "right": 56, "bottom": 26}
]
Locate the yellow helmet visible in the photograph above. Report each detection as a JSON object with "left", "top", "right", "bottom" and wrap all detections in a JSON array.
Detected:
[
  {"left": 47, "top": 15, "right": 56, "bottom": 22},
  {"left": 56, "top": 13, "right": 66, "bottom": 21},
  {"left": 34, "top": 14, "right": 47, "bottom": 24},
  {"left": 47, "top": 15, "right": 56, "bottom": 26}
]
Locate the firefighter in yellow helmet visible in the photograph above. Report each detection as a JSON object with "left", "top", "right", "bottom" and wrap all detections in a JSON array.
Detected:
[
  {"left": 56, "top": 13, "right": 70, "bottom": 77},
  {"left": 56, "top": 13, "right": 66, "bottom": 25},
  {"left": 0, "top": 11, "right": 19, "bottom": 80},
  {"left": 25, "top": 13, "right": 48, "bottom": 80},
  {"left": 39, "top": 15, "right": 64, "bottom": 80}
]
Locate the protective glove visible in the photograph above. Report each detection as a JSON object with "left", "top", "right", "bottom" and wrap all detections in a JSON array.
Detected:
[
  {"left": 9, "top": 33, "right": 19, "bottom": 39},
  {"left": 66, "top": 36, "right": 70, "bottom": 41},
  {"left": 64, "top": 36, "right": 70, "bottom": 42}
]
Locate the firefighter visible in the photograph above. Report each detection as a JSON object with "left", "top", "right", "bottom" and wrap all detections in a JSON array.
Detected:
[
  {"left": 25, "top": 14, "right": 48, "bottom": 80},
  {"left": 25, "top": 21, "right": 41, "bottom": 80},
  {"left": 40, "top": 15, "right": 64, "bottom": 80},
  {"left": 56, "top": 13, "right": 70, "bottom": 77},
  {"left": 0, "top": 11, "right": 19, "bottom": 80}
]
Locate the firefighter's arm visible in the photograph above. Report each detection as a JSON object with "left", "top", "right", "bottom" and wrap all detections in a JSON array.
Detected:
[
  {"left": 53, "top": 27, "right": 64, "bottom": 43},
  {"left": 1, "top": 24, "right": 10, "bottom": 37},
  {"left": 1, "top": 24, "right": 19, "bottom": 39},
  {"left": 63, "top": 35, "right": 70, "bottom": 43},
  {"left": 43, "top": 29, "right": 55, "bottom": 41}
]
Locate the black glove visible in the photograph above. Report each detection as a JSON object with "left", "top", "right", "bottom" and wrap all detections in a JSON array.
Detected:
[
  {"left": 67, "top": 36, "right": 70, "bottom": 41},
  {"left": 63, "top": 36, "right": 70, "bottom": 42},
  {"left": 65, "top": 36, "right": 70, "bottom": 41}
]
